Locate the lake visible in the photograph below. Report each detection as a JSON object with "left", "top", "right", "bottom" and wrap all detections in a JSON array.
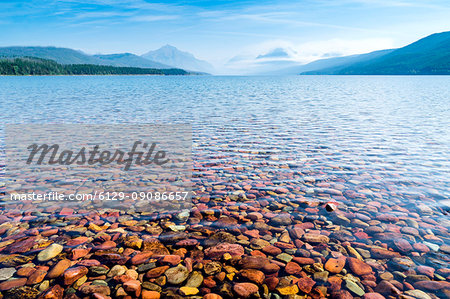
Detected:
[{"left": 0, "top": 75, "right": 449, "bottom": 297}]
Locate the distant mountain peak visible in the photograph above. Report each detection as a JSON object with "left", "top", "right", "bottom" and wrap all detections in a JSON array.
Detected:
[
  {"left": 142, "top": 45, "right": 213, "bottom": 73},
  {"left": 160, "top": 44, "right": 178, "bottom": 50},
  {"left": 257, "top": 48, "right": 291, "bottom": 59}
]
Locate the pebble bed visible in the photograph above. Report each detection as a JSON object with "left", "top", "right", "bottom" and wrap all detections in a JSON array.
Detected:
[{"left": 0, "top": 140, "right": 449, "bottom": 299}]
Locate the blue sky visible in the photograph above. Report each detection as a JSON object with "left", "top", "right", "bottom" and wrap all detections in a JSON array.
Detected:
[{"left": 1, "top": 0, "right": 449, "bottom": 71}]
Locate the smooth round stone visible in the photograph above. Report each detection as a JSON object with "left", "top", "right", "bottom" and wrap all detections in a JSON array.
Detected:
[
  {"left": 356, "top": 248, "right": 371, "bottom": 259},
  {"left": 233, "top": 282, "right": 259, "bottom": 298},
  {"left": 423, "top": 241, "right": 440, "bottom": 251},
  {"left": 179, "top": 286, "right": 199, "bottom": 296},
  {"left": 379, "top": 272, "right": 394, "bottom": 280},
  {"left": 285, "top": 248, "right": 296, "bottom": 255},
  {"left": 92, "top": 280, "right": 108, "bottom": 286},
  {"left": 89, "top": 266, "right": 109, "bottom": 275},
  {"left": 251, "top": 239, "right": 270, "bottom": 250},
  {"left": 168, "top": 225, "right": 186, "bottom": 232},
  {"left": 0, "top": 268, "right": 16, "bottom": 281},
  {"left": 434, "top": 273, "right": 446, "bottom": 281},
  {"left": 107, "top": 265, "right": 127, "bottom": 277},
  {"left": 142, "top": 282, "right": 161, "bottom": 292},
  {"left": 440, "top": 244, "right": 450, "bottom": 254},
  {"left": 276, "top": 253, "right": 293, "bottom": 263},
  {"left": 346, "top": 280, "right": 365, "bottom": 296},
  {"left": 176, "top": 210, "right": 190, "bottom": 221},
  {"left": 277, "top": 284, "right": 299, "bottom": 295},
  {"left": 165, "top": 265, "right": 189, "bottom": 285},
  {"left": 37, "top": 244, "right": 63, "bottom": 261},
  {"left": 185, "top": 271, "right": 203, "bottom": 288},
  {"left": 137, "top": 263, "right": 156, "bottom": 272},
  {"left": 39, "top": 280, "right": 50, "bottom": 292},
  {"left": 405, "top": 289, "right": 432, "bottom": 299}
]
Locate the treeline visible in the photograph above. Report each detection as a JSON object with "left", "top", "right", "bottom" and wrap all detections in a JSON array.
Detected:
[{"left": 0, "top": 57, "right": 189, "bottom": 75}]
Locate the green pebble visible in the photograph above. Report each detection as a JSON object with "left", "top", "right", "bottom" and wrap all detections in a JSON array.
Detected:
[
  {"left": 276, "top": 253, "right": 293, "bottom": 263},
  {"left": 89, "top": 266, "right": 109, "bottom": 275},
  {"left": 137, "top": 262, "right": 156, "bottom": 272},
  {"left": 92, "top": 280, "right": 108, "bottom": 286}
]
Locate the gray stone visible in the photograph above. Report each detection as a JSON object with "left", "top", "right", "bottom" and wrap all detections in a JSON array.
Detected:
[
  {"left": 142, "top": 282, "right": 161, "bottom": 292},
  {"left": 0, "top": 267, "right": 16, "bottom": 281},
  {"left": 107, "top": 265, "right": 126, "bottom": 277},
  {"left": 185, "top": 271, "right": 203, "bottom": 288},
  {"left": 37, "top": 243, "right": 63, "bottom": 261},
  {"left": 137, "top": 262, "right": 156, "bottom": 272},
  {"left": 346, "top": 280, "right": 365, "bottom": 296},
  {"left": 405, "top": 290, "right": 432, "bottom": 299},
  {"left": 165, "top": 265, "right": 189, "bottom": 285}
]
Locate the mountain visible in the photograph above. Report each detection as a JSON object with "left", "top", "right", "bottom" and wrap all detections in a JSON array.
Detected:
[
  {"left": 0, "top": 46, "right": 106, "bottom": 65},
  {"left": 268, "top": 49, "right": 394, "bottom": 75},
  {"left": 226, "top": 47, "right": 302, "bottom": 75},
  {"left": 92, "top": 53, "right": 171, "bottom": 69},
  {"left": 301, "top": 31, "right": 450, "bottom": 75},
  {"left": 142, "top": 45, "right": 214, "bottom": 73},
  {"left": 0, "top": 46, "right": 172, "bottom": 69},
  {"left": 257, "top": 48, "right": 291, "bottom": 59}
]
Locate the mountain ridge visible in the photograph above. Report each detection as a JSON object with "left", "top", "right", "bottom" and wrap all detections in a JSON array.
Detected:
[
  {"left": 265, "top": 49, "right": 395, "bottom": 75},
  {"left": 301, "top": 31, "right": 450, "bottom": 75},
  {"left": 0, "top": 46, "right": 179, "bottom": 70},
  {"left": 92, "top": 53, "right": 171, "bottom": 69},
  {"left": 142, "top": 45, "right": 214, "bottom": 73}
]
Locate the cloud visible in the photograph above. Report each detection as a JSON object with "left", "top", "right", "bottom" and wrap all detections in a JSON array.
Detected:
[
  {"left": 224, "top": 37, "right": 395, "bottom": 74},
  {"left": 295, "top": 37, "right": 395, "bottom": 61},
  {"left": 130, "top": 15, "right": 179, "bottom": 22},
  {"left": 312, "top": 0, "right": 449, "bottom": 9}
]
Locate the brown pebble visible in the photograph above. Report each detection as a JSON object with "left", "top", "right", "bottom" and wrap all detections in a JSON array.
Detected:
[
  {"left": 297, "top": 276, "right": 316, "bottom": 293},
  {"left": 285, "top": 261, "right": 302, "bottom": 275},
  {"left": 27, "top": 269, "right": 47, "bottom": 285},
  {"left": 292, "top": 257, "right": 315, "bottom": 265},
  {"left": 142, "top": 290, "right": 161, "bottom": 299},
  {"left": 0, "top": 278, "right": 27, "bottom": 291},
  {"left": 47, "top": 259, "right": 72, "bottom": 279},
  {"left": 233, "top": 282, "right": 259, "bottom": 298},
  {"left": 325, "top": 256, "right": 346, "bottom": 274},
  {"left": 63, "top": 266, "right": 88, "bottom": 285},
  {"left": 146, "top": 266, "right": 169, "bottom": 278},
  {"left": 371, "top": 248, "right": 401, "bottom": 258},
  {"left": 238, "top": 269, "right": 265, "bottom": 284},
  {"left": 348, "top": 257, "right": 372, "bottom": 276},
  {"left": 38, "top": 284, "right": 64, "bottom": 299},
  {"left": 17, "top": 267, "right": 36, "bottom": 277}
]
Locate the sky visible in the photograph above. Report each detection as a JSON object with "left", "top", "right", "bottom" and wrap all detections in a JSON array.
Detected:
[{"left": 1, "top": 0, "right": 449, "bottom": 73}]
